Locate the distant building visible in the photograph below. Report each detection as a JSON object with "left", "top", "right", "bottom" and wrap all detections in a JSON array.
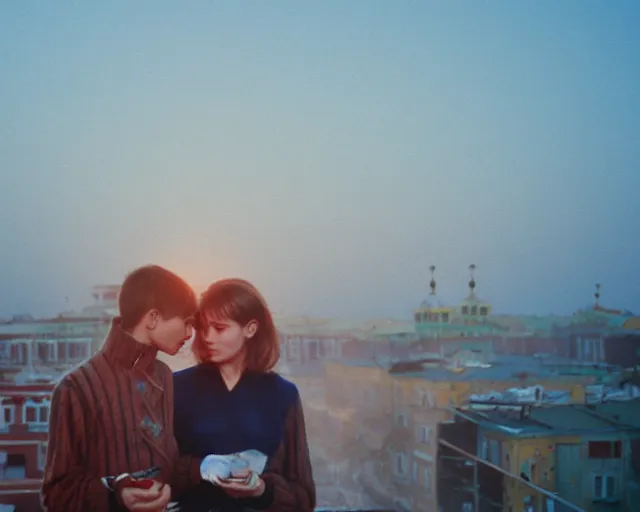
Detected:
[
  {"left": 325, "top": 350, "right": 611, "bottom": 512},
  {"left": 413, "top": 265, "right": 506, "bottom": 339},
  {"left": 412, "top": 276, "right": 640, "bottom": 371},
  {"left": 277, "top": 316, "right": 414, "bottom": 366},
  {"left": 0, "top": 290, "right": 112, "bottom": 511},
  {"left": 0, "top": 316, "right": 107, "bottom": 383},
  {"left": 440, "top": 400, "right": 640, "bottom": 512},
  {"left": 66, "top": 284, "right": 119, "bottom": 319},
  {"left": 0, "top": 381, "right": 55, "bottom": 512}
]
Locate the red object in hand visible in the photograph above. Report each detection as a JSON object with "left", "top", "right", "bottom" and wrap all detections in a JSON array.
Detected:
[{"left": 128, "top": 478, "right": 155, "bottom": 489}]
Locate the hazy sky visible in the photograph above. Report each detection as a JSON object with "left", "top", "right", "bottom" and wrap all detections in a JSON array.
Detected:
[{"left": 1, "top": 1, "right": 639, "bottom": 319}]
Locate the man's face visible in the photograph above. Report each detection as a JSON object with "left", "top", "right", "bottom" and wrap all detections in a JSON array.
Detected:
[{"left": 151, "top": 315, "right": 194, "bottom": 355}]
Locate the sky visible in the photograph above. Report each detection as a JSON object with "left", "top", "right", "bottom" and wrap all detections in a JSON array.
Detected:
[{"left": 1, "top": 1, "right": 639, "bottom": 319}]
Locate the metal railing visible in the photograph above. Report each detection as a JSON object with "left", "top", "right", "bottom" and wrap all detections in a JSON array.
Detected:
[{"left": 438, "top": 438, "right": 585, "bottom": 512}]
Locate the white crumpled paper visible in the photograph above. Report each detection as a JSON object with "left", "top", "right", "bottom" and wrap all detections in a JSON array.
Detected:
[{"left": 200, "top": 449, "right": 268, "bottom": 486}]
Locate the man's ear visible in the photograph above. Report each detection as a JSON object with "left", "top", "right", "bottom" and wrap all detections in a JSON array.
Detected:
[
  {"left": 244, "top": 320, "right": 258, "bottom": 339},
  {"left": 145, "top": 309, "right": 160, "bottom": 330}
]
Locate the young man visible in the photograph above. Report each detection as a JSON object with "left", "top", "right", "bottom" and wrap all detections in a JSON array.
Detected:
[{"left": 42, "top": 265, "right": 206, "bottom": 511}]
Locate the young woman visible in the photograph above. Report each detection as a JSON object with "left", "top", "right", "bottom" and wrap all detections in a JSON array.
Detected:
[{"left": 172, "top": 278, "right": 316, "bottom": 511}]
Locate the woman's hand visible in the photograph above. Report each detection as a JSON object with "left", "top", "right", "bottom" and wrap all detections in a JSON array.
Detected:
[{"left": 217, "top": 471, "right": 266, "bottom": 499}]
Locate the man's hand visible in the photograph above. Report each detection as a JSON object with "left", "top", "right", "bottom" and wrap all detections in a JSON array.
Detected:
[{"left": 118, "top": 481, "right": 172, "bottom": 511}]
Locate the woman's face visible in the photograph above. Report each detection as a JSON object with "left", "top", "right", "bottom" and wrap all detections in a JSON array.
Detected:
[{"left": 200, "top": 310, "right": 256, "bottom": 366}]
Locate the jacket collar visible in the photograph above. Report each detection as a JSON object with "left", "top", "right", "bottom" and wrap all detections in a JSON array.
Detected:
[{"left": 101, "top": 317, "right": 158, "bottom": 374}]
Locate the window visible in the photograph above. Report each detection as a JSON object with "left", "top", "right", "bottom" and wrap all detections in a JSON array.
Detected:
[
  {"left": 14, "top": 342, "right": 25, "bottom": 364},
  {"left": 593, "top": 474, "right": 617, "bottom": 499},
  {"left": 26, "top": 406, "right": 36, "bottom": 422},
  {"left": 480, "top": 307, "right": 488, "bottom": 316},
  {"left": 306, "top": 339, "right": 319, "bottom": 360},
  {"left": 489, "top": 439, "right": 500, "bottom": 465},
  {"left": 462, "top": 306, "right": 469, "bottom": 315},
  {"left": 421, "top": 390, "right": 435, "bottom": 408},
  {"left": 288, "top": 339, "right": 300, "bottom": 360},
  {"left": 412, "top": 462, "right": 418, "bottom": 482},
  {"left": 24, "top": 399, "right": 50, "bottom": 429},
  {"left": 424, "top": 466, "right": 432, "bottom": 490},
  {"left": 2, "top": 454, "right": 26, "bottom": 479},
  {"left": 471, "top": 306, "right": 478, "bottom": 315},
  {"left": 40, "top": 403, "right": 49, "bottom": 422},
  {"left": 0, "top": 400, "right": 15, "bottom": 430},
  {"left": 417, "top": 426, "right": 432, "bottom": 445},
  {"left": 442, "top": 312, "right": 450, "bottom": 323},
  {"left": 36, "top": 341, "right": 57, "bottom": 363},
  {"left": 396, "top": 412, "right": 408, "bottom": 427},
  {"left": 394, "top": 453, "right": 407, "bottom": 475},
  {"left": 480, "top": 438, "right": 488, "bottom": 460},
  {"left": 322, "top": 338, "right": 336, "bottom": 358},
  {"left": 393, "top": 381, "right": 403, "bottom": 402},
  {"left": 588, "top": 441, "right": 622, "bottom": 458}
]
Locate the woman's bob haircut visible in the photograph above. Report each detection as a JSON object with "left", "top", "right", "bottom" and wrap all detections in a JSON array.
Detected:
[{"left": 192, "top": 278, "right": 280, "bottom": 372}]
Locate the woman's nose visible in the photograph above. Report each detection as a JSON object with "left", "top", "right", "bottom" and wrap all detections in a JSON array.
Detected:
[{"left": 203, "top": 327, "right": 217, "bottom": 343}]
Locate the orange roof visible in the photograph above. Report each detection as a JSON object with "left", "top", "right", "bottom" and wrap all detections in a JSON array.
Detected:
[
  {"left": 623, "top": 317, "right": 640, "bottom": 330},
  {"left": 594, "top": 304, "right": 624, "bottom": 315}
]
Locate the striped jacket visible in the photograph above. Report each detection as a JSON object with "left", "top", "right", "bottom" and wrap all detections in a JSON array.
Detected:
[{"left": 41, "top": 319, "right": 201, "bottom": 511}]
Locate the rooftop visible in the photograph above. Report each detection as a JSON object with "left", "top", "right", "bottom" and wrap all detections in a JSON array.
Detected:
[
  {"left": 457, "top": 400, "right": 640, "bottom": 437},
  {"left": 274, "top": 316, "right": 415, "bottom": 339},
  {"left": 388, "top": 354, "right": 618, "bottom": 382}
]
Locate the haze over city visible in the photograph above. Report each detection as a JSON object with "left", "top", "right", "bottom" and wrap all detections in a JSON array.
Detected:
[{"left": 1, "top": 1, "right": 639, "bottom": 319}]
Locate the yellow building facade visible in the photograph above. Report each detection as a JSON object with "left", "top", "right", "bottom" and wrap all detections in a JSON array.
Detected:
[
  {"left": 460, "top": 402, "right": 640, "bottom": 512},
  {"left": 325, "top": 356, "right": 608, "bottom": 512}
]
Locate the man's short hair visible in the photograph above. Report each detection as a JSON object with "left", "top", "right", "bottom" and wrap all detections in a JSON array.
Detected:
[{"left": 118, "top": 265, "right": 197, "bottom": 331}]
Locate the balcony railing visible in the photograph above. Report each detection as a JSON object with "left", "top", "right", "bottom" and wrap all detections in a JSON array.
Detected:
[{"left": 438, "top": 438, "right": 586, "bottom": 512}]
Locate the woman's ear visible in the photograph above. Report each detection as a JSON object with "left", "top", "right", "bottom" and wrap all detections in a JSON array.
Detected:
[{"left": 244, "top": 320, "right": 258, "bottom": 339}]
